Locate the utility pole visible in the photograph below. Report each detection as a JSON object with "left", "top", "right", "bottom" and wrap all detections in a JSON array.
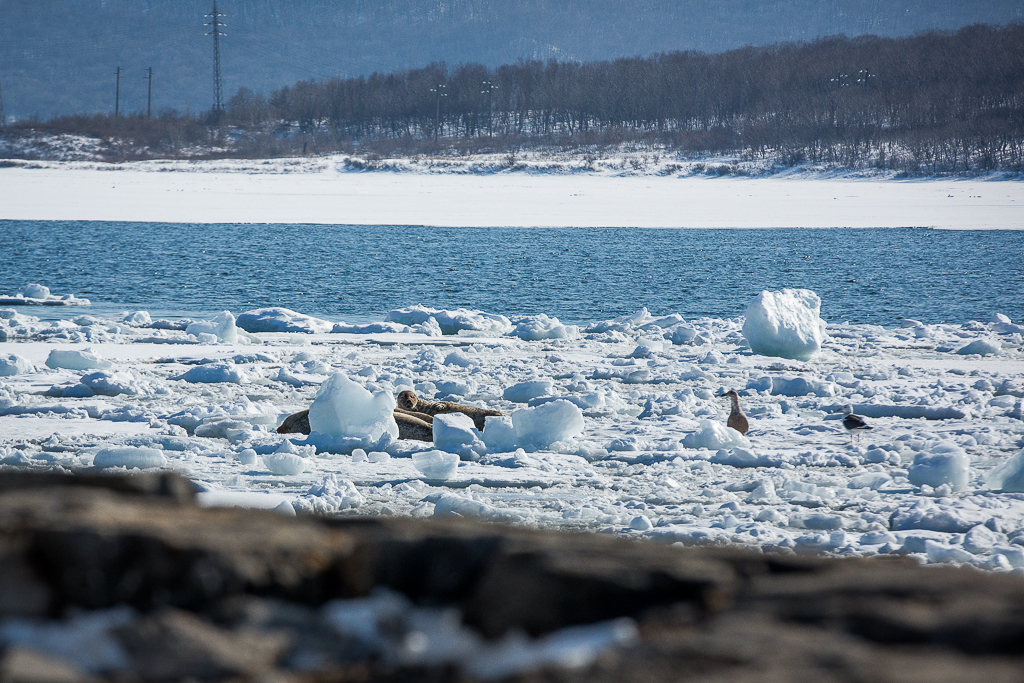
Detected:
[
  {"left": 0, "top": 77, "right": 6, "bottom": 129},
  {"left": 114, "top": 66, "right": 121, "bottom": 116},
  {"left": 481, "top": 80, "right": 498, "bottom": 137},
  {"left": 430, "top": 83, "right": 447, "bottom": 141},
  {"left": 145, "top": 67, "right": 153, "bottom": 119},
  {"left": 205, "top": 0, "right": 226, "bottom": 118}
]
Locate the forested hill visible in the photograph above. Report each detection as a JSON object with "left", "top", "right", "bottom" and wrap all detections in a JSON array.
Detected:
[{"left": 1, "top": 0, "right": 1022, "bottom": 119}]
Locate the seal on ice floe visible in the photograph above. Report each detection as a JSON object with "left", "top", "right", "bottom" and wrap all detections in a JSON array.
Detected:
[
  {"left": 396, "top": 390, "right": 506, "bottom": 432},
  {"left": 276, "top": 408, "right": 434, "bottom": 442}
]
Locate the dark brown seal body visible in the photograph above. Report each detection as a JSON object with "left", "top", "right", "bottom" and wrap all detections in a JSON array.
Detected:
[
  {"left": 723, "top": 389, "right": 750, "bottom": 435},
  {"left": 276, "top": 408, "right": 434, "bottom": 442},
  {"left": 397, "top": 390, "right": 505, "bottom": 431}
]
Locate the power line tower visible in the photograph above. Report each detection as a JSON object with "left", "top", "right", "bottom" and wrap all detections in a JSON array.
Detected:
[
  {"left": 205, "top": 0, "right": 226, "bottom": 117},
  {"left": 430, "top": 83, "right": 447, "bottom": 141},
  {"left": 145, "top": 67, "right": 153, "bottom": 119},
  {"left": 115, "top": 66, "right": 121, "bottom": 116}
]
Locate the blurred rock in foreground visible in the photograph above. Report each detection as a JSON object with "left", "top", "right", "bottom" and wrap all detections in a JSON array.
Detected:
[{"left": 0, "top": 471, "right": 1022, "bottom": 682}]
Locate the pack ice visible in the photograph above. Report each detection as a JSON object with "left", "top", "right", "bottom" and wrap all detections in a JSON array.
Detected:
[{"left": 1, "top": 292, "right": 1024, "bottom": 572}]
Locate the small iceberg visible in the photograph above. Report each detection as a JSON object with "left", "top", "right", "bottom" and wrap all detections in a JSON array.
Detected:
[{"left": 0, "top": 284, "right": 90, "bottom": 307}]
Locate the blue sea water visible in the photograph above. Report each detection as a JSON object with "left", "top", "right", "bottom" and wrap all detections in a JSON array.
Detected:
[{"left": 2, "top": 221, "right": 1022, "bottom": 327}]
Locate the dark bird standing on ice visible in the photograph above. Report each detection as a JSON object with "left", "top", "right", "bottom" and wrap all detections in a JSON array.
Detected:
[
  {"left": 723, "top": 389, "right": 750, "bottom": 435},
  {"left": 837, "top": 404, "right": 873, "bottom": 442}
]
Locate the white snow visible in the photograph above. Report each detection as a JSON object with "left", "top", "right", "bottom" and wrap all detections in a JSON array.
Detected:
[
  {"left": 308, "top": 373, "right": 399, "bottom": 441},
  {"left": 1, "top": 161, "right": 1022, "bottom": 229},
  {"left": 742, "top": 289, "right": 827, "bottom": 360}
]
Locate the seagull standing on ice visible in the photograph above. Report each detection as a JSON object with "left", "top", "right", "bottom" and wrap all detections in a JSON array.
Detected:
[
  {"left": 837, "top": 405, "right": 872, "bottom": 442},
  {"left": 723, "top": 390, "right": 750, "bottom": 435}
]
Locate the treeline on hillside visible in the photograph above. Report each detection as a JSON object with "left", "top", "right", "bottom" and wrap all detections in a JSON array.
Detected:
[
  {"left": 246, "top": 23, "right": 1024, "bottom": 173},
  {"left": 3, "top": 23, "right": 1023, "bottom": 173}
]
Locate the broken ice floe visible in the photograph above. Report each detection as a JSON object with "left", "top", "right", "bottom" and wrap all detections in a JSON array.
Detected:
[{"left": 0, "top": 284, "right": 91, "bottom": 307}]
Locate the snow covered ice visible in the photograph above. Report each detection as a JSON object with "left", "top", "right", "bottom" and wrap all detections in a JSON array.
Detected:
[{"left": 1, "top": 295, "right": 1024, "bottom": 571}]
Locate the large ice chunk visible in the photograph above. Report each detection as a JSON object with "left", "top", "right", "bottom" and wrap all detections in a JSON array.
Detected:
[
  {"left": 482, "top": 415, "right": 517, "bottom": 453},
  {"left": 412, "top": 450, "right": 461, "bottom": 480},
  {"left": 177, "top": 362, "right": 251, "bottom": 384},
  {"left": 263, "top": 452, "right": 308, "bottom": 476},
  {"left": 308, "top": 373, "right": 399, "bottom": 441},
  {"left": 236, "top": 307, "right": 334, "bottom": 334},
  {"left": 0, "top": 354, "right": 34, "bottom": 376},
  {"left": 742, "top": 289, "right": 826, "bottom": 361},
  {"left": 512, "top": 400, "right": 585, "bottom": 449},
  {"left": 186, "top": 311, "right": 239, "bottom": 343},
  {"left": 45, "top": 348, "right": 113, "bottom": 371},
  {"left": 682, "top": 420, "right": 751, "bottom": 450},
  {"left": 984, "top": 449, "right": 1024, "bottom": 492},
  {"left": 20, "top": 284, "right": 50, "bottom": 300},
  {"left": 503, "top": 379, "right": 555, "bottom": 403},
  {"left": 908, "top": 442, "right": 970, "bottom": 493},
  {"left": 956, "top": 339, "right": 1001, "bottom": 356},
  {"left": 294, "top": 475, "right": 363, "bottom": 513},
  {"left": 93, "top": 446, "right": 167, "bottom": 469},
  {"left": 432, "top": 413, "right": 485, "bottom": 459},
  {"left": 385, "top": 305, "right": 513, "bottom": 336},
  {"left": 511, "top": 314, "right": 579, "bottom": 341}
]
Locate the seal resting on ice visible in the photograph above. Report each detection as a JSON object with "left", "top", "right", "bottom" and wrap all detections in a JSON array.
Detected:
[
  {"left": 396, "top": 390, "right": 506, "bottom": 431},
  {"left": 276, "top": 408, "right": 434, "bottom": 442}
]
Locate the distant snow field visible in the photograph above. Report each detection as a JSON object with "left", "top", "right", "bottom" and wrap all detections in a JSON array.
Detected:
[
  {"left": 0, "top": 155, "right": 1021, "bottom": 228},
  {"left": 2, "top": 290, "right": 1024, "bottom": 571}
]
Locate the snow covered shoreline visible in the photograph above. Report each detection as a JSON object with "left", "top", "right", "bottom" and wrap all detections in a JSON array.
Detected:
[
  {"left": 1, "top": 156, "right": 1021, "bottom": 228},
  {"left": 2, "top": 296, "right": 1024, "bottom": 571}
]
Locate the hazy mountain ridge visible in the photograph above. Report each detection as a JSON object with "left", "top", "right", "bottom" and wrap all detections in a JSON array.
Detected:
[{"left": 0, "top": 0, "right": 1021, "bottom": 118}]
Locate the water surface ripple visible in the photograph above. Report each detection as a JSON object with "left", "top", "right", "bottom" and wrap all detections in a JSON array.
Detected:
[{"left": 3, "top": 221, "right": 1021, "bottom": 326}]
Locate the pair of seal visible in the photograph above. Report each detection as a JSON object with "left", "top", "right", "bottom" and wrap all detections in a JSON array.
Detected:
[
  {"left": 276, "top": 391, "right": 507, "bottom": 442},
  {"left": 276, "top": 408, "right": 434, "bottom": 442},
  {"left": 396, "top": 390, "right": 506, "bottom": 431}
]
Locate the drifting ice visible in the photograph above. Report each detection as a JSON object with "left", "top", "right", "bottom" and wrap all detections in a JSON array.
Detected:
[
  {"left": 45, "top": 348, "right": 113, "bottom": 371},
  {"left": 682, "top": 420, "right": 751, "bottom": 450},
  {"left": 0, "top": 354, "right": 34, "bottom": 376},
  {"left": 186, "top": 311, "right": 240, "bottom": 344},
  {"left": 985, "top": 449, "right": 1024, "bottom": 493},
  {"left": 412, "top": 450, "right": 461, "bottom": 480},
  {"left": 512, "top": 400, "right": 585, "bottom": 449},
  {"left": 308, "top": 373, "right": 399, "bottom": 441},
  {"left": 907, "top": 442, "right": 971, "bottom": 493},
  {"left": 93, "top": 447, "right": 167, "bottom": 470},
  {"left": 742, "top": 289, "right": 826, "bottom": 361},
  {"left": 432, "top": 413, "right": 485, "bottom": 459}
]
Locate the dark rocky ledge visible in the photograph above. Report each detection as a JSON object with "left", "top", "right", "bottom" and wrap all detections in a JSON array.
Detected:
[{"left": 0, "top": 472, "right": 1022, "bottom": 682}]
